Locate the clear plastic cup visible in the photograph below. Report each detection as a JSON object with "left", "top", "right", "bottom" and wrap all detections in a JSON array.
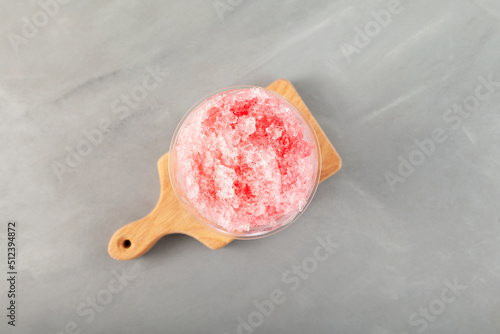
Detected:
[{"left": 169, "top": 86, "right": 321, "bottom": 239}]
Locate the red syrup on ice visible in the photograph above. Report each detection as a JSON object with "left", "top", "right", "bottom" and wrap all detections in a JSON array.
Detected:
[{"left": 171, "top": 87, "right": 319, "bottom": 235}]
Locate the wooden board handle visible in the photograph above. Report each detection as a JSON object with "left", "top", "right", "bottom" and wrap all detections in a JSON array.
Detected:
[
  {"left": 108, "top": 210, "right": 171, "bottom": 260},
  {"left": 108, "top": 154, "right": 234, "bottom": 260}
]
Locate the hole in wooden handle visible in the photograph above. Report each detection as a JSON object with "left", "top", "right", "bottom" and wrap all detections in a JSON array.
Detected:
[{"left": 122, "top": 239, "right": 132, "bottom": 249}]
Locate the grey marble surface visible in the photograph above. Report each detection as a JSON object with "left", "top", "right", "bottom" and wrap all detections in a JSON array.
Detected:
[{"left": 2, "top": 0, "right": 500, "bottom": 333}]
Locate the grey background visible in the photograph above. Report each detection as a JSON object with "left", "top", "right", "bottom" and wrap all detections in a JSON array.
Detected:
[{"left": 2, "top": 0, "right": 500, "bottom": 333}]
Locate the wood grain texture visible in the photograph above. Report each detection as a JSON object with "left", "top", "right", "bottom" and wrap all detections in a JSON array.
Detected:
[{"left": 108, "top": 79, "right": 342, "bottom": 260}]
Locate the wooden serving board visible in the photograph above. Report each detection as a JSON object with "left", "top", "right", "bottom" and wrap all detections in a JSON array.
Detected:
[{"left": 108, "top": 79, "right": 342, "bottom": 260}]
